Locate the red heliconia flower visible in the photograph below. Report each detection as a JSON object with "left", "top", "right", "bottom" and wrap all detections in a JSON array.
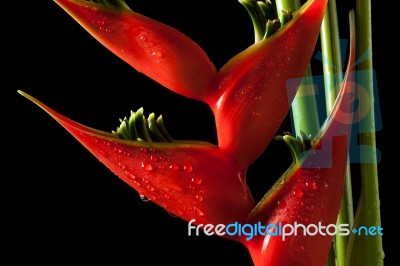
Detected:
[{"left": 19, "top": 2, "right": 344, "bottom": 261}]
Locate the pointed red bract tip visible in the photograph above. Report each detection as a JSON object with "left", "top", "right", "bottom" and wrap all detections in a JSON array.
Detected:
[
  {"left": 212, "top": 0, "right": 328, "bottom": 168},
  {"left": 18, "top": 90, "right": 255, "bottom": 233},
  {"left": 54, "top": 0, "right": 217, "bottom": 101}
]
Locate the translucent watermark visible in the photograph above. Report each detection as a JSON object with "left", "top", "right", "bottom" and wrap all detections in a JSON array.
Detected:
[
  {"left": 285, "top": 42, "right": 382, "bottom": 166},
  {"left": 188, "top": 219, "right": 383, "bottom": 241}
]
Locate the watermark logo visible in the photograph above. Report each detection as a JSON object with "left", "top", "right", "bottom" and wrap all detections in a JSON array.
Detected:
[
  {"left": 188, "top": 219, "right": 383, "bottom": 241},
  {"left": 285, "top": 41, "right": 382, "bottom": 166}
]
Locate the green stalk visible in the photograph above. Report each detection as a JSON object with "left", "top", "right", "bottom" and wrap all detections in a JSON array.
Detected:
[
  {"left": 276, "top": 0, "right": 320, "bottom": 138},
  {"left": 320, "top": 1, "right": 354, "bottom": 265},
  {"left": 290, "top": 68, "right": 320, "bottom": 138},
  {"left": 345, "top": 0, "right": 384, "bottom": 265}
]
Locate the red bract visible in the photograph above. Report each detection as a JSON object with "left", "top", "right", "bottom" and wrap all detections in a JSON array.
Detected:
[
  {"left": 213, "top": 0, "right": 328, "bottom": 167},
  {"left": 18, "top": 91, "right": 255, "bottom": 228},
  {"left": 243, "top": 17, "right": 357, "bottom": 266},
  {"left": 54, "top": 0, "right": 217, "bottom": 101}
]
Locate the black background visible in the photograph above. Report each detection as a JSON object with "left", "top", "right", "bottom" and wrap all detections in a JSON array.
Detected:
[{"left": 12, "top": 0, "right": 392, "bottom": 265}]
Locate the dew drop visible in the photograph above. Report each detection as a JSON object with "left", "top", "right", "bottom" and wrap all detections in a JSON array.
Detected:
[
  {"left": 141, "top": 162, "right": 153, "bottom": 171},
  {"left": 126, "top": 172, "right": 136, "bottom": 180},
  {"left": 118, "top": 162, "right": 126, "bottom": 170},
  {"left": 194, "top": 207, "right": 205, "bottom": 217},
  {"left": 294, "top": 186, "right": 304, "bottom": 198},
  {"left": 133, "top": 180, "right": 141, "bottom": 187},
  {"left": 310, "top": 181, "right": 318, "bottom": 190},
  {"left": 139, "top": 35, "right": 146, "bottom": 42},
  {"left": 140, "top": 195, "right": 150, "bottom": 202},
  {"left": 195, "top": 195, "right": 203, "bottom": 202},
  {"left": 116, "top": 148, "right": 122, "bottom": 154},
  {"left": 191, "top": 177, "right": 203, "bottom": 185},
  {"left": 169, "top": 163, "right": 179, "bottom": 170},
  {"left": 150, "top": 155, "right": 158, "bottom": 162},
  {"left": 184, "top": 163, "right": 193, "bottom": 173},
  {"left": 149, "top": 195, "right": 157, "bottom": 201},
  {"left": 168, "top": 212, "right": 177, "bottom": 217},
  {"left": 148, "top": 186, "right": 155, "bottom": 192},
  {"left": 152, "top": 50, "right": 163, "bottom": 58},
  {"left": 164, "top": 194, "right": 170, "bottom": 199}
]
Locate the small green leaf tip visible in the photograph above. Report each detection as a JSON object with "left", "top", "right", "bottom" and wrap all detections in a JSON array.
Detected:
[
  {"left": 239, "top": 0, "right": 293, "bottom": 42},
  {"left": 113, "top": 107, "right": 174, "bottom": 143},
  {"left": 275, "top": 131, "right": 313, "bottom": 165}
]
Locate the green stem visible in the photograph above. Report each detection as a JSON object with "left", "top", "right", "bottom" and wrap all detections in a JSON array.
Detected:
[
  {"left": 290, "top": 68, "right": 320, "bottom": 138},
  {"left": 275, "top": 0, "right": 300, "bottom": 22},
  {"left": 320, "top": 1, "right": 354, "bottom": 265},
  {"left": 345, "top": 0, "right": 384, "bottom": 265},
  {"left": 276, "top": 0, "right": 320, "bottom": 138}
]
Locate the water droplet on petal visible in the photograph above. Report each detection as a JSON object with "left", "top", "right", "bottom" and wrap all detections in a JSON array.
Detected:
[
  {"left": 148, "top": 195, "right": 157, "bottom": 201},
  {"left": 310, "top": 181, "right": 318, "bottom": 190},
  {"left": 142, "top": 162, "right": 153, "bottom": 171},
  {"left": 140, "top": 195, "right": 150, "bottom": 202},
  {"left": 184, "top": 163, "right": 193, "bottom": 173},
  {"left": 167, "top": 211, "right": 177, "bottom": 217},
  {"left": 195, "top": 195, "right": 203, "bottom": 202},
  {"left": 126, "top": 172, "right": 136, "bottom": 180},
  {"left": 169, "top": 163, "right": 179, "bottom": 170},
  {"left": 194, "top": 207, "right": 205, "bottom": 217},
  {"left": 152, "top": 50, "right": 163, "bottom": 58},
  {"left": 294, "top": 186, "right": 304, "bottom": 198},
  {"left": 192, "top": 177, "right": 203, "bottom": 185},
  {"left": 118, "top": 162, "right": 126, "bottom": 170}
]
